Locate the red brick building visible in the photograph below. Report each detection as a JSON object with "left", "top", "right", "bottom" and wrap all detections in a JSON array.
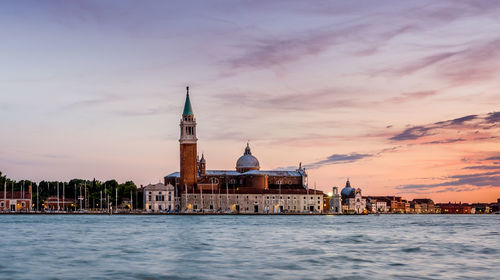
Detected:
[
  {"left": 437, "top": 203, "right": 471, "bottom": 214},
  {"left": 0, "top": 187, "right": 32, "bottom": 212},
  {"left": 44, "top": 196, "right": 75, "bottom": 211}
]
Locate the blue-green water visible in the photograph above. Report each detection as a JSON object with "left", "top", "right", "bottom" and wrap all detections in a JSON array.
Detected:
[{"left": 0, "top": 215, "right": 499, "bottom": 279}]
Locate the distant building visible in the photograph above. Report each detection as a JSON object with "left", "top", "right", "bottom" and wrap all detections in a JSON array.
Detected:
[
  {"left": 329, "top": 186, "right": 342, "bottom": 214},
  {"left": 365, "top": 197, "right": 388, "bottom": 213},
  {"left": 44, "top": 196, "right": 74, "bottom": 211},
  {"left": 0, "top": 186, "right": 32, "bottom": 212},
  {"left": 164, "top": 88, "right": 323, "bottom": 214},
  {"left": 470, "top": 203, "right": 491, "bottom": 214},
  {"left": 363, "top": 196, "right": 409, "bottom": 213},
  {"left": 493, "top": 199, "right": 500, "bottom": 213},
  {"left": 437, "top": 203, "right": 471, "bottom": 214},
  {"left": 340, "top": 179, "right": 366, "bottom": 214},
  {"left": 410, "top": 199, "right": 435, "bottom": 214},
  {"left": 144, "top": 183, "right": 175, "bottom": 212}
]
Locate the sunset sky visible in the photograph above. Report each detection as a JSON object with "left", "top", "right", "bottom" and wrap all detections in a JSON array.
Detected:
[{"left": 1, "top": 0, "right": 499, "bottom": 202}]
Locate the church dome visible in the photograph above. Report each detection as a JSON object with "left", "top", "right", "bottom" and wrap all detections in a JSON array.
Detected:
[
  {"left": 341, "top": 179, "right": 355, "bottom": 197},
  {"left": 236, "top": 143, "right": 260, "bottom": 173}
]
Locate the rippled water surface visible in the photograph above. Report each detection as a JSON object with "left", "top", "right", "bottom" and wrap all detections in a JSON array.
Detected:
[{"left": 1, "top": 214, "right": 499, "bottom": 279}]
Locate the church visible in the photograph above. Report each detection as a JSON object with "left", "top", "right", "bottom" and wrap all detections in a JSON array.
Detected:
[{"left": 164, "top": 87, "right": 324, "bottom": 213}]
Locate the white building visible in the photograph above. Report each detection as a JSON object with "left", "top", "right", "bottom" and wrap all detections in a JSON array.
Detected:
[
  {"left": 340, "top": 179, "right": 366, "bottom": 214},
  {"left": 179, "top": 192, "right": 323, "bottom": 213},
  {"left": 144, "top": 183, "right": 175, "bottom": 212}
]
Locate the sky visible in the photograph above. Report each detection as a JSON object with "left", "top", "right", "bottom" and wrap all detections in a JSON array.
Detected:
[{"left": 0, "top": 0, "right": 499, "bottom": 203}]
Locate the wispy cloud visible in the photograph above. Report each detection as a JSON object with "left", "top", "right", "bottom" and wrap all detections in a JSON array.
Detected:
[
  {"left": 397, "top": 171, "right": 500, "bottom": 193},
  {"left": 304, "top": 153, "right": 373, "bottom": 169},
  {"left": 223, "top": 24, "right": 367, "bottom": 72},
  {"left": 113, "top": 106, "right": 176, "bottom": 117},
  {"left": 387, "top": 90, "right": 438, "bottom": 103},
  {"left": 463, "top": 165, "right": 500, "bottom": 170},
  {"left": 485, "top": 156, "right": 500, "bottom": 161},
  {"left": 390, "top": 112, "right": 499, "bottom": 142},
  {"left": 63, "top": 95, "right": 122, "bottom": 110},
  {"left": 376, "top": 38, "right": 500, "bottom": 86},
  {"left": 422, "top": 138, "right": 465, "bottom": 145}
]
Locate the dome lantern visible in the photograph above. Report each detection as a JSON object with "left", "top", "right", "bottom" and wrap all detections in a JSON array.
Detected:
[{"left": 236, "top": 143, "right": 260, "bottom": 173}]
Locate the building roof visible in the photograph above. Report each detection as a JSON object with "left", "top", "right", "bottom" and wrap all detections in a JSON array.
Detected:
[
  {"left": 165, "top": 169, "right": 303, "bottom": 179},
  {"left": 205, "top": 170, "right": 241, "bottom": 176},
  {"left": 179, "top": 188, "right": 323, "bottom": 195},
  {"left": 243, "top": 170, "right": 302, "bottom": 177},
  {"left": 165, "top": 172, "right": 180, "bottom": 178},
  {"left": 183, "top": 88, "right": 193, "bottom": 116},
  {"left": 0, "top": 191, "right": 31, "bottom": 200},
  {"left": 412, "top": 198, "right": 434, "bottom": 204},
  {"left": 144, "top": 183, "right": 174, "bottom": 191}
]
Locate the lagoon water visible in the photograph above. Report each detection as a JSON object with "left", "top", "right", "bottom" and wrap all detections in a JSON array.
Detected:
[{"left": 0, "top": 215, "right": 499, "bottom": 279}]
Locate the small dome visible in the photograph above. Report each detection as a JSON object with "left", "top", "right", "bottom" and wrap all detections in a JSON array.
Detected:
[
  {"left": 236, "top": 143, "right": 260, "bottom": 173},
  {"left": 341, "top": 179, "right": 355, "bottom": 197}
]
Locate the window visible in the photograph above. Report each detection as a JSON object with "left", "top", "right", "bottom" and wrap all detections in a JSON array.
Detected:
[
  {"left": 159, "top": 205, "right": 162, "bottom": 210},
  {"left": 149, "top": 192, "right": 152, "bottom": 194},
  {"left": 159, "top": 192, "right": 162, "bottom": 194},
  {"left": 148, "top": 196, "right": 152, "bottom": 201},
  {"left": 0, "top": 202, "right": 3, "bottom": 207}
]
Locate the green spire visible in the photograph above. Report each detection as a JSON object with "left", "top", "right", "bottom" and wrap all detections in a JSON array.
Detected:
[{"left": 183, "top": 86, "right": 193, "bottom": 116}]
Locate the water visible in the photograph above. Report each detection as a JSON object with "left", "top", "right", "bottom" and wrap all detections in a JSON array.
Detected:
[{"left": 0, "top": 215, "right": 499, "bottom": 279}]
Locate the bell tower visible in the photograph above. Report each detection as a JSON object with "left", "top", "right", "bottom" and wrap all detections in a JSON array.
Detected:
[{"left": 179, "top": 86, "right": 197, "bottom": 189}]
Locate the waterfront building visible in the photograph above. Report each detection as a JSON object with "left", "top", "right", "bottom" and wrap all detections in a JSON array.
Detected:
[
  {"left": 493, "top": 199, "right": 500, "bottom": 213},
  {"left": 164, "top": 88, "right": 323, "bottom": 213},
  {"left": 390, "top": 197, "right": 408, "bottom": 213},
  {"left": 410, "top": 199, "right": 435, "bottom": 214},
  {"left": 0, "top": 185, "right": 32, "bottom": 212},
  {"left": 44, "top": 196, "right": 74, "bottom": 211},
  {"left": 363, "top": 196, "right": 408, "bottom": 213},
  {"left": 470, "top": 203, "right": 491, "bottom": 214},
  {"left": 365, "top": 197, "right": 388, "bottom": 213},
  {"left": 340, "top": 179, "right": 366, "bottom": 214},
  {"left": 328, "top": 186, "right": 342, "bottom": 213},
  {"left": 437, "top": 203, "right": 471, "bottom": 214},
  {"left": 143, "top": 183, "right": 175, "bottom": 212}
]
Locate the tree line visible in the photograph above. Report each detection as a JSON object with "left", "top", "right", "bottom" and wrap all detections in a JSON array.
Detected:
[{"left": 0, "top": 171, "right": 143, "bottom": 210}]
